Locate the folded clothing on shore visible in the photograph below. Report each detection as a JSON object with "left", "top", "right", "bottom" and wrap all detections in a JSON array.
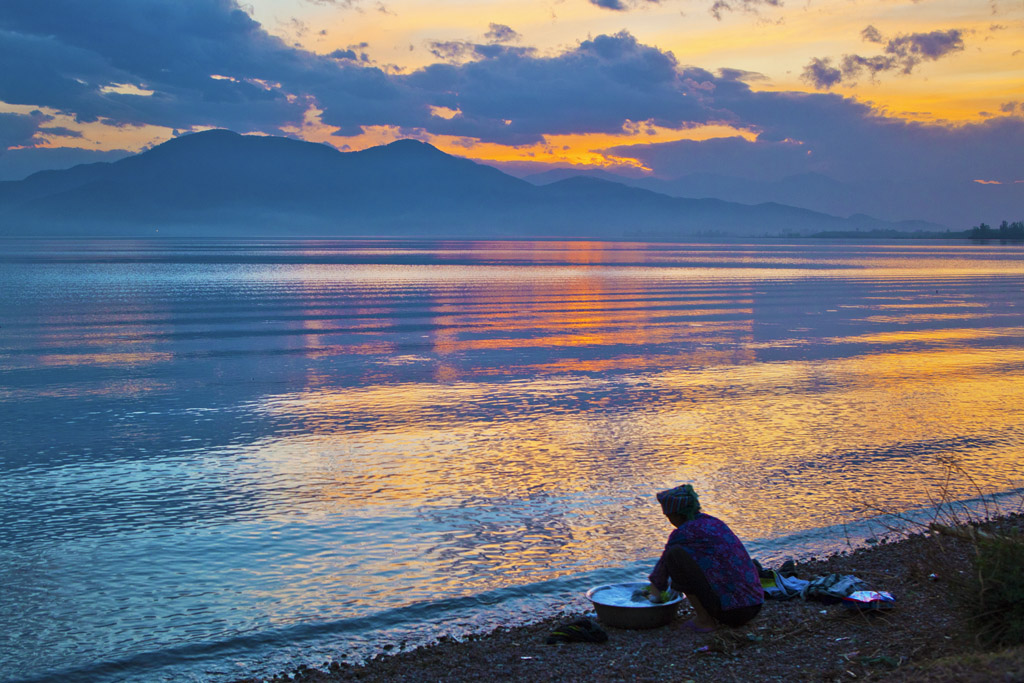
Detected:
[
  {"left": 546, "top": 618, "right": 609, "bottom": 644},
  {"left": 761, "top": 571, "right": 810, "bottom": 600},
  {"left": 842, "top": 590, "right": 896, "bottom": 610},
  {"left": 757, "top": 561, "right": 891, "bottom": 606}
]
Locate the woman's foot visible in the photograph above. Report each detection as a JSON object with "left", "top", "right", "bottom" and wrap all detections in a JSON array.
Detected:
[{"left": 680, "top": 618, "right": 716, "bottom": 633}]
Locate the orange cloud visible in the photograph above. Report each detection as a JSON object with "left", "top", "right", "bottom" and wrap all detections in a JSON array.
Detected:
[{"left": 281, "top": 103, "right": 757, "bottom": 172}]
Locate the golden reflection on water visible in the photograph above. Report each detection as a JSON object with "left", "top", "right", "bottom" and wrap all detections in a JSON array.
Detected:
[
  {"left": 857, "top": 313, "right": 987, "bottom": 323},
  {"left": 37, "top": 351, "right": 175, "bottom": 367},
  {"left": 836, "top": 326, "right": 1024, "bottom": 346},
  {"left": 246, "top": 338, "right": 1023, "bottom": 590},
  {"left": 244, "top": 268, "right": 1024, "bottom": 593},
  {"left": 870, "top": 302, "right": 987, "bottom": 309}
]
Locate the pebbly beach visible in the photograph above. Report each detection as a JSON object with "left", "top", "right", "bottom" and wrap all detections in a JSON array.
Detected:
[{"left": 238, "top": 512, "right": 1024, "bottom": 683}]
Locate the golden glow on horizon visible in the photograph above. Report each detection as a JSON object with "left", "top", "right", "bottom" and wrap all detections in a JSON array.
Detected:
[{"left": 282, "top": 110, "right": 759, "bottom": 171}]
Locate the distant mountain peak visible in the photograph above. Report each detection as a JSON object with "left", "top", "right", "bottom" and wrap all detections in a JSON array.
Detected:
[
  {"left": 124, "top": 129, "right": 338, "bottom": 173},
  {"left": 370, "top": 138, "right": 449, "bottom": 158},
  {"left": 183, "top": 128, "right": 240, "bottom": 140},
  {"left": 383, "top": 138, "right": 436, "bottom": 150},
  {"left": 147, "top": 129, "right": 241, "bottom": 151}
]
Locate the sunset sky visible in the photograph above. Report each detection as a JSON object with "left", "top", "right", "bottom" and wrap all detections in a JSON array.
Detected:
[{"left": 1, "top": 0, "right": 1021, "bottom": 218}]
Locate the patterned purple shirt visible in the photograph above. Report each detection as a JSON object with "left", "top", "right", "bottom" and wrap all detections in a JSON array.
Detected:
[{"left": 648, "top": 513, "right": 764, "bottom": 611}]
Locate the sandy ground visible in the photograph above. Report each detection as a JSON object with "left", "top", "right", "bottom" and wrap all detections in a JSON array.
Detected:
[{"left": 238, "top": 515, "right": 1024, "bottom": 682}]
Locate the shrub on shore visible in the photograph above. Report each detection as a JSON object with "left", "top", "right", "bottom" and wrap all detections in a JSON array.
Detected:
[
  {"left": 972, "top": 529, "right": 1024, "bottom": 647},
  {"left": 871, "top": 453, "right": 1024, "bottom": 650},
  {"left": 969, "top": 220, "right": 1024, "bottom": 240}
]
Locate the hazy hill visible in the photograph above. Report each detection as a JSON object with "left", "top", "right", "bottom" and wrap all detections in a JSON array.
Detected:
[
  {"left": 0, "top": 130, "right": 946, "bottom": 238},
  {"left": 524, "top": 166, "right": 1019, "bottom": 229}
]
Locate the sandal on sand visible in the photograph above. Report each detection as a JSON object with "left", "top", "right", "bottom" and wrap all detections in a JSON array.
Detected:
[
  {"left": 680, "top": 619, "right": 715, "bottom": 633},
  {"left": 546, "top": 618, "right": 609, "bottom": 644}
]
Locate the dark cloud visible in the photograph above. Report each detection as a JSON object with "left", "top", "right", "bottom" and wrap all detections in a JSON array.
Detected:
[
  {"left": 861, "top": 25, "right": 884, "bottom": 44},
  {"left": 709, "top": 0, "right": 781, "bottom": 21},
  {"left": 887, "top": 29, "right": 964, "bottom": 63},
  {"left": 0, "top": 28, "right": 136, "bottom": 123},
  {"left": 398, "top": 31, "right": 705, "bottom": 144},
  {"left": 0, "top": 111, "right": 50, "bottom": 151},
  {"left": 485, "top": 23, "right": 519, "bottom": 44},
  {"left": 717, "top": 68, "right": 767, "bottom": 82},
  {"left": 329, "top": 44, "right": 370, "bottom": 62},
  {"left": 805, "top": 27, "right": 965, "bottom": 89},
  {"left": 300, "top": 0, "right": 359, "bottom": 6},
  {"left": 588, "top": 0, "right": 661, "bottom": 10},
  {"left": 38, "top": 126, "right": 83, "bottom": 138},
  {"left": 0, "top": 0, "right": 322, "bottom": 130},
  {"left": 801, "top": 58, "right": 842, "bottom": 90},
  {"left": 840, "top": 53, "right": 898, "bottom": 78},
  {"left": 427, "top": 40, "right": 474, "bottom": 62},
  {"left": 425, "top": 40, "right": 533, "bottom": 63}
]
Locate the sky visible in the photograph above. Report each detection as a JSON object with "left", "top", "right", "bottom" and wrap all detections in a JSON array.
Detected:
[{"left": 0, "top": 0, "right": 1022, "bottom": 222}]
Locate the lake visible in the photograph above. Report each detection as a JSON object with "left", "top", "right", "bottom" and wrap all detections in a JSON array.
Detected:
[{"left": 1, "top": 238, "right": 1022, "bottom": 682}]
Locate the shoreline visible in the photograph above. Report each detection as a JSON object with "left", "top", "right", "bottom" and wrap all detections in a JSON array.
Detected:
[{"left": 239, "top": 513, "right": 1024, "bottom": 682}]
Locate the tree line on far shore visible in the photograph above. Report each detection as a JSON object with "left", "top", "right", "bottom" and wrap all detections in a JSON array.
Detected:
[{"left": 970, "top": 220, "right": 1024, "bottom": 240}]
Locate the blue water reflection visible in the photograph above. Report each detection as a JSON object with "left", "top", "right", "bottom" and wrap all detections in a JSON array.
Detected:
[{"left": 1, "top": 239, "right": 1023, "bottom": 681}]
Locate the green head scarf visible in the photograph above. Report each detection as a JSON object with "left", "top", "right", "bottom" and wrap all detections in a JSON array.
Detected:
[{"left": 657, "top": 484, "right": 701, "bottom": 521}]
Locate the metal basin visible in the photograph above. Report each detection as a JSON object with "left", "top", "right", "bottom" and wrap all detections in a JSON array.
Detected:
[{"left": 586, "top": 582, "right": 683, "bottom": 629}]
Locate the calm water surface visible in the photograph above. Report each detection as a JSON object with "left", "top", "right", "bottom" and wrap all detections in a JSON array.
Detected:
[{"left": 1, "top": 239, "right": 1022, "bottom": 681}]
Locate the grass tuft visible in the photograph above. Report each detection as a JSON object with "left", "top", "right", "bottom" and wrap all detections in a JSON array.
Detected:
[{"left": 972, "top": 531, "right": 1024, "bottom": 647}]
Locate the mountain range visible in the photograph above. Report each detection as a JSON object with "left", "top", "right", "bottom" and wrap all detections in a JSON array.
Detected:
[
  {"left": 523, "top": 167, "right": 1022, "bottom": 231},
  {"left": 0, "top": 130, "right": 948, "bottom": 239}
]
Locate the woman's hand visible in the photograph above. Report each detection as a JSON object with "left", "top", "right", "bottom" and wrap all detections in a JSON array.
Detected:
[{"left": 643, "top": 584, "right": 669, "bottom": 603}]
